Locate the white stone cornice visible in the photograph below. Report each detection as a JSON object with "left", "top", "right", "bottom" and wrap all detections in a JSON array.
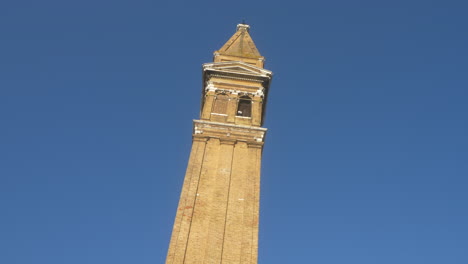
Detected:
[
  {"left": 203, "top": 61, "right": 272, "bottom": 79},
  {"left": 193, "top": 119, "right": 267, "bottom": 143},
  {"left": 194, "top": 120, "right": 267, "bottom": 131}
]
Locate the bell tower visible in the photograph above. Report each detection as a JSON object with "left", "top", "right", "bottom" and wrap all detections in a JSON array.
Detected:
[{"left": 166, "top": 24, "right": 273, "bottom": 264}]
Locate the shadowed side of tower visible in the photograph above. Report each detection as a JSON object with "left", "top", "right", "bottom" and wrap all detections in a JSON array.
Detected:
[{"left": 166, "top": 24, "right": 272, "bottom": 264}]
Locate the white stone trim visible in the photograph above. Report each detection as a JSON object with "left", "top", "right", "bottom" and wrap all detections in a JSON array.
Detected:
[
  {"left": 203, "top": 61, "right": 272, "bottom": 77},
  {"left": 204, "top": 85, "right": 263, "bottom": 98},
  {"left": 193, "top": 120, "right": 267, "bottom": 131},
  {"left": 237, "top": 24, "right": 250, "bottom": 31}
]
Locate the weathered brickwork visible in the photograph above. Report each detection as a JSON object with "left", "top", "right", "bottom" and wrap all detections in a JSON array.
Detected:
[{"left": 166, "top": 24, "right": 272, "bottom": 264}]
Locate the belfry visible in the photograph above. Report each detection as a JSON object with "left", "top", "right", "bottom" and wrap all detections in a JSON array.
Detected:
[{"left": 166, "top": 24, "right": 273, "bottom": 264}]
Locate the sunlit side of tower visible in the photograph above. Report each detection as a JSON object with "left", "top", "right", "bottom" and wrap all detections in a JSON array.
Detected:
[{"left": 166, "top": 24, "right": 272, "bottom": 264}]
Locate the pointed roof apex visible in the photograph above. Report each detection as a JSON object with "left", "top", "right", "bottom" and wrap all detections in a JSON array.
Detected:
[
  {"left": 236, "top": 23, "right": 250, "bottom": 32},
  {"left": 215, "top": 24, "right": 263, "bottom": 60}
]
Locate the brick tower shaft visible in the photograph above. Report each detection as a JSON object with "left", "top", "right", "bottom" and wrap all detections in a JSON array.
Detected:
[{"left": 166, "top": 24, "right": 272, "bottom": 264}]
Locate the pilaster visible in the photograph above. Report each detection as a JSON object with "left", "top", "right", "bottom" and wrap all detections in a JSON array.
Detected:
[
  {"left": 201, "top": 91, "right": 215, "bottom": 120},
  {"left": 167, "top": 137, "right": 207, "bottom": 264}
]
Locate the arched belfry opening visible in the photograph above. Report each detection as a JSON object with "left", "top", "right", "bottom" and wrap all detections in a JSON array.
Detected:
[{"left": 236, "top": 96, "right": 252, "bottom": 117}]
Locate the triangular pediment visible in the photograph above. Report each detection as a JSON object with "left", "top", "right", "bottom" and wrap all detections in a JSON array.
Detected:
[
  {"left": 203, "top": 61, "right": 272, "bottom": 77},
  {"left": 224, "top": 66, "right": 253, "bottom": 73}
]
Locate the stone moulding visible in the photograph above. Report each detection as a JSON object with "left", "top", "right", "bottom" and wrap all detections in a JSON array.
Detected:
[
  {"left": 203, "top": 61, "right": 272, "bottom": 77},
  {"left": 193, "top": 119, "right": 267, "bottom": 143}
]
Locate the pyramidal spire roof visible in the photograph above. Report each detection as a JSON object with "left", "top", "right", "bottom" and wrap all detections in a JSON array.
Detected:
[{"left": 216, "top": 24, "right": 263, "bottom": 59}]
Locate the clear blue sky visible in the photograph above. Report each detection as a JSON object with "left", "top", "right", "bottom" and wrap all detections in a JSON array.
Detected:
[{"left": 1, "top": 0, "right": 467, "bottom": 263}]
